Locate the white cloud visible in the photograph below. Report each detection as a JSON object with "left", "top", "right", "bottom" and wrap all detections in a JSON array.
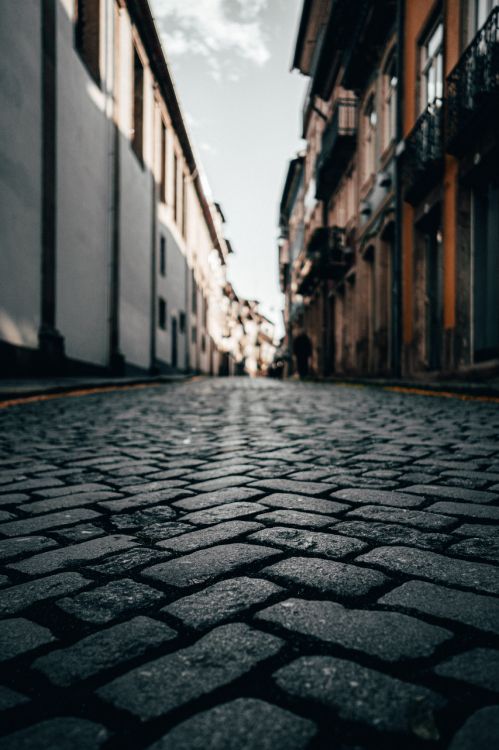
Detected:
[{"left": 153, "top": 0, "right": 270, "bottom": 78}]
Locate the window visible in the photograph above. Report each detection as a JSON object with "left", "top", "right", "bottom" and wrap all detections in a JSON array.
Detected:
[
  {"left": 382, "top": 52, "right": 397, "bottom": 150},
  {"left": 75, "top": 0, "right": 100, "bottom": 83},
  {"left": 191, "top": 270, "right": 197, "bottom": 313},
  {"left": 202, "top": 295, "right": 208, "bottom": 328},
  {"left": 362, "top": 94, "right": 377, "bottom": 183},
  {"left": 201, "top": 333, "right": 206, "bottom": 353},
  {"left": 159, "top": 236, "right": 166, "bottom": 276},
  {"left": 191, "top": 325, "right": 197, "bottom": 343},
  {"left": 173, "top": 152, "right": 178, "bottom": 224},
  {"left": 420, "top": 20, "right": 443, "bottom": 112},
  {"left": 160, "top": 120, "right": 167, "bottom": 203},
  {"left": 471, "top": 0, "right": 496, "bottom": 36},
  {"left": 179, "top": 311, "right": 186, "bottom": 333},
  {"left": 158, "top": 298, "right": 167, "bottom": 330},
  {"left": 132, "top": 47, "right": 144, "bottom": 159}
]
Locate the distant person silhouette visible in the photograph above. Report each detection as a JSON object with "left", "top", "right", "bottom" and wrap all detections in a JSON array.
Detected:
[{"left": 293, "top": 331, "right": 312, "bottom": 378}]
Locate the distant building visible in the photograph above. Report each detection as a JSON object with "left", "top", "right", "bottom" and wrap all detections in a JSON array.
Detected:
[
  {"left": 0, "top": 0, "right": 234, "bottom": 377},
  {"left": 280, "top": 0, "right": 499, "bottom": 380},
  {"left": 221, "top": 287, "right": 277, "bottom": 376}
]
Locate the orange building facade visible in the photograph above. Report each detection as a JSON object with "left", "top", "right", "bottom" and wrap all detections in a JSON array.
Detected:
[{"left": 279, "top": 0, "right": 499, "bottom": 380}]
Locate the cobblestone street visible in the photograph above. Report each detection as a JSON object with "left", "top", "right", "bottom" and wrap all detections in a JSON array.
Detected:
[{"left": 0, "top": 378, "right": 498, "bottom": 749}]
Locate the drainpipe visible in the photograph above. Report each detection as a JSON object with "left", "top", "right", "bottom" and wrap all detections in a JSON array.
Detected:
[
  {"left": 149, "top": 96, "right": 158, "bottom": 374},
  {"left": 393, "top": 0, "right": 405, "bottom": 377}
]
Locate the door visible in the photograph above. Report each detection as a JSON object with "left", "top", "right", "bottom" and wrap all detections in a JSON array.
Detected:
[
  {"left": 473, "top": 183, "right": 499, "bottom": 361},
  {"left": 425, "top": 227, "right": 443, "bottom": 370},
  {"left": 171, "top": 316, "right": 178, "bottom": 369}
]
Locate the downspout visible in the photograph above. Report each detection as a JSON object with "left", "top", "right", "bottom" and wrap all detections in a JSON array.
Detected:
[
  {"left": 393, "top": 0, "right": 405, "bottom": 377},
  {"left": 109, "top": 2, "right": 124, "bottom": 374},
  {"left": 150, "top": 93, "right": 158, "bottom": 374}
]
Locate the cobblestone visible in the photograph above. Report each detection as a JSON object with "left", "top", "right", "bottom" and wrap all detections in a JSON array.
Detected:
[
  {"left": 274, "top": 656, "right": 444, "bottom": 736},
  {"left": 34, "top": 616, "right": 176, "bottom": 686},
  {"left": 257, "top": 597, "right": 451, "bottom": 661},
  {"left": 0, "top": 572, "right": 91, "bottom": 615},
  {"left": 357, "top": 545, "right": 499, "bottom": 594},
  {"left": 379, "top": 580, "right": 499, "bottom": 634},
  {"left": 0, "top": 617, "right": 55, "bottom": 661},
  {"left": 1, "top": 378, "right": 498, "bottom": 748},
  {"left": 262, "top": 556, "right": 388, "bottom": 597},
  {"left": 143, "top": 543, "right": 279, "bottom": 589},
  {"left": 147, "top": 698, "right": 317, "bottom": 749},
  {"left": 97, "top": 623, "right": 283, "bottom": 720},
  {"left": 164, "top": 576, "right": 282, "bottom": 629},
  {"left": 434, "top": 648, "right": 499, "bottom": 692},
  {"left": 57, "top": 578, "right": 164, "bottom": 623},
  {"left": 449, "top": 707, "right": 499, "bottom": 749}
]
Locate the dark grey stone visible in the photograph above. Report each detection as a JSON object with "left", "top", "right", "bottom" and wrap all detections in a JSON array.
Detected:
[
  {"left": 449, "top": 707, "right": 499, "bottom": 750},
  {"left": 257, "top": 598, "right": 451, "bottom": 660},
  {"left": 262, "top": 556, "right": 387, "bottom": 597},
  {"left": 164, "top": 576, "right": 282, "bottom": 628},
  {"left": 435, "top": 648, "right": 499, "bottom": 692},
  {"left": 7, "top": 535, "right": 136, "bottom": 576},
  {"left": 0, "top": 572, "right": 91, "bottom": 615},
  {"left": 255, "top": 510, "right": 336, "bottom": 528},
  {"left": 182, "top": 502, "right": 267, "bottom": 525},
  {"left": 379, "top": 580, "right": 499, "bottom": 635},
  {"left": 0, "top": 536, "right": 57, "bottom": 562},
  {"left": 147, "top": 698, "right": 317, "bottom": 750},
  {"left": 427, "top": 502, "right": 499, "bottom": 521},
  {"left": 248, "top": 527, "right": 366, "bottom": 559},
  {"left": 0, "top": 509, "right": 102, "bottom": 537},
  {"left": 357, "top": 546, "right": 499, "bottom": 595},
  {"left": 332, "top": 520, "right": 451, "bottom": 551},
  {"left": 0, "top": 618, "right": 55, "bottom": 661},
  {"left": 87, "top": 547, "right": 171, "bottom": 575},
  {"left": 330, "top": 488, "right": 424, "bottom": 508},
  {"left": 142, "top": 543, "right": 278, "bottom": 588},
  {"left": 403, "top": 484, "right": 498, "bottom": 504},
  {"left": 158, "top": 520, "right": 263, "bottom": 553},
  {"left": 258, "top": 492, "right": 349, "bottom": 515},
  {"left": 347, "top": 505, "right": 455, "bottom": 530},
  {"left": 0, "top": 718, "right": 108, "bottom": 749},
  {"left": 249, "top": 478, "right": 335, "bottom": 495},
  {"left": 274, "top": 656, "right": 444, "bottom": 737},
  {"left": 97, "top": 623, "right": 283, "bottom": 720},
  {"left": 57, "top": 578, "right": 164, "bottom": 623},
  {"left": 173, "top": 488, "right": 263, "bottom": 512},
  {"left": 0, "top": 686, "right": 29, "bottom": 711},
  {"left": 34, "top": 616, "right": 176, "bottom": 686}
]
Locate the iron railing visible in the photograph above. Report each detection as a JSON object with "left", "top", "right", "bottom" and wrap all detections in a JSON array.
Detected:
[
  {"left": 402, "top": 98, "right": 444, "bottom": 204},
  {"left": 315, "top": 99, "right": 357, "bottom": 200},
  {"left": 446, "top": 7, "right": 499, "bottom": 152},
  {"left": 298, "top": 227, "right": 351, "bottom": 294}
]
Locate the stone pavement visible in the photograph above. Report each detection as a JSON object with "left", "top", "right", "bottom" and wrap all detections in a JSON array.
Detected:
[{"left": 0, "top": 377, "right": 498, "bottom": 750}]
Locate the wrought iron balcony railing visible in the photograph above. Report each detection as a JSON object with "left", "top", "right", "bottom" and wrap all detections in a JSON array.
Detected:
[
  {"left": 402, "top": 99, "right": 444, "bottom": 205},
  {"left": 315, "top": 99, "right": 357, "bottom": 201},
  {"left": 447, "top": 7, "right": 499, "bottom": 153},
  {"left": 297, "top": 227, "right": 351, "bottom": 295}
]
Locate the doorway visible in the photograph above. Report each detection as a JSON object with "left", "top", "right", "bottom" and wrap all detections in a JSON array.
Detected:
[
  {"left": 425, "top": 225, "right": 443, "bottom": 371},
  {"left": 171, "top": 316, "right": 178, "bottom": 369},
  {"left": 473, "top": 183, "right": 499, "bottom": 362}
]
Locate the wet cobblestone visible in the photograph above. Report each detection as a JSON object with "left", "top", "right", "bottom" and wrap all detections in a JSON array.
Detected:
[{"left": 0, "top": 377, "right": 498, "bottom": 748}]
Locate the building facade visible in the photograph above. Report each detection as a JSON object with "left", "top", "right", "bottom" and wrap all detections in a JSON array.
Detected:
[
  {"left": 280, "top": 0, "right": 499, "bottom": 380},
  {"left": 0, "top": 0, "right": 235, "bottom": 377}
]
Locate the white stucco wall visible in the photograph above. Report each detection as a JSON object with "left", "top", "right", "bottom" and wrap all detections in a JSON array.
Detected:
[
  {"left": 0, "top": 0, "right": 42, "bottom": 349},
  {"left": 117, "top": 12, "right": 154, "bottom": 372},
  {"left": 55, "top": 0, "right": 111, "bottom": 366}
]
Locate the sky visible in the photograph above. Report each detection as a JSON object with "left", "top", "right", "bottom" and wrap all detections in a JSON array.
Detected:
[{"left": 149, "top": 0, "right": 307, "bottom": 333}]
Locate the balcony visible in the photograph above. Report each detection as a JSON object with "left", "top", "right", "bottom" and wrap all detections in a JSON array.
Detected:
[
  {"left": 297, "top": 227, "right": 351, "bottom": 295},
  {"left": 315, "top": 99, "right": 357, "bottom": 201},
  {"left": 446, "top": 7, "right": 499, "bottom": 154},
  {"left": 402, "top": 99, "right": 444, "bottom": 206}
]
